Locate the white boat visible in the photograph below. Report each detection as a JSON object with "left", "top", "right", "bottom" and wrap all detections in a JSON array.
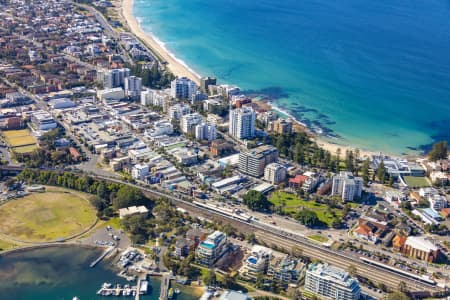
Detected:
[{"left": 174, "top": 288, "right": 181, "bottom": 294}]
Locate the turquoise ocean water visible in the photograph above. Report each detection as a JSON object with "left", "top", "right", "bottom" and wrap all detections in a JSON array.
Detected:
[{"left": 134, "top": 0, "right": 450, "bottom": 155}]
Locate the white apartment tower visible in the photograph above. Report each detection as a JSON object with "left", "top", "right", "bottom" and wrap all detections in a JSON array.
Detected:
[
  {"left": 170, "top": 77, "right": 198, "bottom": 100},
  {"left": 195, "top": 123, "right": 217, "bottom": 141},
  {"left": 264, "top": 163, "right": 287, "bottom": 184},
  {"left": 180, "top": 113, "right": 203, "bottom": 135},
  {"left": 103, "top": 68, "right": 130, "bottom": 88},
  {"left": 229, "top": 107, "right": 256, "bottom": 140},
  {"left": 305, "top": 263, "right": 361, "bottom": 300},
  {"left": 331, "top": 171, "right": 363, "bottom": 202},
  {"left": 124, "top": 76, "right": 142, "bottom": 98}
]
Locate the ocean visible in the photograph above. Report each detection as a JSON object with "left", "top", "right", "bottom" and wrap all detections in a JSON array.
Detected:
[
  {"left": 0, "top": 246, "right": 198, "bottom": 300},
  {"left": 133, "top": 0, "right": 450, "bottom": 155}
]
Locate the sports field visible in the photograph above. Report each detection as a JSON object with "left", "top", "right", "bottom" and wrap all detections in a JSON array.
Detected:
[
  {"left": 0, "top": 189, "right": 97, "bottom": 242},
  {"left": 403, "top": 176, "right": 431, "bottom": 188},
  {"left": 2, "top": 129, "right": 37, "bottom": 147}
]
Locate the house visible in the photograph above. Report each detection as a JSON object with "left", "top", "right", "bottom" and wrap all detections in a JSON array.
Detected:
[
  {"left": 353, "top": 217, "right": 387, "bottom": 243},
  {"left": 441, "top": 208, "right": 450, "bottom": 219},
  {"left": 289, "top": 174, "right": 308, "bottom": 190}
]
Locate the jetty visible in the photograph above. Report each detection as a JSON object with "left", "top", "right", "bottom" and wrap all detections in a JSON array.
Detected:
[
  {"left": 96, "top": 283, "right": 137, "bottom": 297},
  {"left": 159, "top": 273, "right": 170, "bottom": 300},
  {"left": 90, "top": 246, "right": 115, "bottom": 268}
]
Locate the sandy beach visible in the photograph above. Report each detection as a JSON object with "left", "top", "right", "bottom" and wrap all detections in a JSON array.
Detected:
[
  {"left": 120, "top": 0, "right": 403, "bottom": 159},
  {"left": 121, "top": 0, "right": 201, "bottom": 85}
]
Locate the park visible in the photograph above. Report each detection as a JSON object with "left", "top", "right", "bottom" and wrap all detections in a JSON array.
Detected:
[{"left": 0, "top": 187, "right": 97, "bottom": 243}]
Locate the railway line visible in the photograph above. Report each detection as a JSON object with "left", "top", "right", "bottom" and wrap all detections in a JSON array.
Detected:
[{"left": 6, "top": 168, "right": 443, "bottom": 295}]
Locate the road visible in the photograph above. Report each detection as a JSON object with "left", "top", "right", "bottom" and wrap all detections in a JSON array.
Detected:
[
  {"left": 0, "top": 163, "right": 443, "bottom": 295},
  {"left": 90, "top": 175, "right": 441, "bottom": 294}
]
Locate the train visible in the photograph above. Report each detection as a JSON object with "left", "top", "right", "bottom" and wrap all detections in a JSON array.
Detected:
[
  {"left": 359, "top": 256, "right": 436, "bottom": 286},
  {"left": 192, "top": 200, "right": 253, "bottom": 223}
]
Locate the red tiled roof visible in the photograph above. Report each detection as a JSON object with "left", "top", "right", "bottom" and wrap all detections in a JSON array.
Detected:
[{"left": 289, "top": 175, "right": 308, "bottom": 184}]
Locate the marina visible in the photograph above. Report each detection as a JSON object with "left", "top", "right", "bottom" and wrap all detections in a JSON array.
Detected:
[{"left": 96, "top": 279, "right": 149, "bottom": 297}]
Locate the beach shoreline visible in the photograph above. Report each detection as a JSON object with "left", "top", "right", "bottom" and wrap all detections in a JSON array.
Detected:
[
  {"left": 120, "top": 0, "right": 415, "bottom": 159},
  {"left": 121, "top": 0, "right": 201, "bottom": 85}
]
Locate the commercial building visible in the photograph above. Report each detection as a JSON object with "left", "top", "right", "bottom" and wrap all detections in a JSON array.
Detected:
[
  {"left": 97, "top": 87, "right": 125, "bottom": 102},
  {"left": 305, "top": 263, "right": 361, "bottom": 300},
  {"left": 239, "top": 145, "right": 278, "bottom": 177},
  {"left": 240, "top": 245, "right": 272, "bottom": 280},
  {"left": 228, "top": 107, "right": 256, "bottom": 140},
  {"left": 331, "top": 171, "right": 363, "bottom": 202},
  {"left": 195, "top": 122, "right": 217, "bottom": 141},
  {"left": 195, "top": 231, "right": 228, "bottom": 266},
  {"left": 403, "top": 236, "right": 441, "bottom": 263},
  {"left": 145, "top": 120, "right": 173, "bottom": 138},
  {"left": 180, "top": 113, "right": 203, "bottom": 135},
  {"left": 264, "top": 163, "right": 287, "bottom": 184},
  {"left": 170, "top": 77, "right": 198, "bottom": 100},
  {"left": 49, "top": 98, "right": 76, "bottom": 109},
  {"left": 31, "top": 110, "right": 57, "bottom": 131},
  {"left": 132, "top": 163, "right": 149, "bottom": 180}
]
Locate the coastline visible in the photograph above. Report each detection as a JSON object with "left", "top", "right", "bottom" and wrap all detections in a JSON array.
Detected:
[
  {"left": 255, "top": 99, "right": 379, "bottom": 158},
  {"left": 120, "top": 0, "right": 413, "bottom": 159},
  {"left": 121, "top": 0, "right": 201, "bottom": 85}
]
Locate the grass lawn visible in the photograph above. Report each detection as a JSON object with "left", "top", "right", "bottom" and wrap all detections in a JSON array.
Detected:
[
  {"left": 307, "top": 234, "right": 329, "bottom": 243},
  {"left": 403, "top": 176, "right": 431, "bottom": 188},
  {"left": 12, "top": 144, "right": 38, "bottom": 153},
  {"left": 0, "top": 189, "right": 97, "bottom": 242},
  {"left": 103, "top": 217, "right": 122, "bottom": 229},
  {"left": 270, "top": 191, "right": 342, "bottom": 227},
  {"left": 0, "top": 239, "right": 16, "bottom": 251}
]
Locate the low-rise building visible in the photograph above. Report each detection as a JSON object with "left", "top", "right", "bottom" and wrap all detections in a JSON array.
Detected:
[
  {"left": 132, "top": 163, "right": 149, "bottom": 180},
  {"left": 353, "top": 216, "right": 387, "bottom": 243},
  {"left": 304, "top": 263, "right": 361, "bottom": 300},
  {"left": 403, "top": 236, "right": 441, "bottom": 263},
  {"left": 240, "top": 245, "right": 272, "bottom": 280},
  {"left": 119, "top": 205, "right": 149, "bottom": 219},
  {"left": 195, "top": 231, "right": 228, "bottom": 266},
  {"left": 31, "top": 110, "right": 57, "bottom": 131},
  {"left": 267, "top": 255, "right": 304, "bottom": 287}
]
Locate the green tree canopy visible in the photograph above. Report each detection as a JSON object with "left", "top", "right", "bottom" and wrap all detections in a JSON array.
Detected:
[
  {"left": 112, "top": 185, "right": 147, "bottom": 209},
  {"left": 428, "top": 141, "right": 448, "bottom": 161},
  {"left": 296, "top": 209, "right": 320, "bottom": 227},
  {"left": 243, "top": 190, "right": 271, "bottom": 211}
]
